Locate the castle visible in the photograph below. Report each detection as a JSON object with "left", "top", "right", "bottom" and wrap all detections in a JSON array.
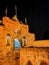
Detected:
[{"left": 0, "top": 8, "right": 49, "bottom": 65}]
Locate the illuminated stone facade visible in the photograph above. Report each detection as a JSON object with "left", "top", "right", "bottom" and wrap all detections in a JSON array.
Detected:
[{"left": 0, "top": 15, "right": 49, "bottom": 65}]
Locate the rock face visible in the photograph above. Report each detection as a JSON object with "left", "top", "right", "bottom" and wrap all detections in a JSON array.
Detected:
[{"left": 0, "top": 15, "right": 49, "bottom": 65}]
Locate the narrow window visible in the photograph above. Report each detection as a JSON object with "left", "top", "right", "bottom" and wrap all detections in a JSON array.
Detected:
[
  {"left": 23, "top": 36, "right": 26, "bottom": 46},
  {"left": 6, "top": 34, "right": 10, "bottom": 46},
  {"left": 14, "top": 38, "right": 21, "bottom": 50}
]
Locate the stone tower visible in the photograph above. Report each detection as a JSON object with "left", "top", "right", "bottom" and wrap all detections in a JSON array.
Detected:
[{"left": 0, "top": 15, "right": 49, "bottom": 65}]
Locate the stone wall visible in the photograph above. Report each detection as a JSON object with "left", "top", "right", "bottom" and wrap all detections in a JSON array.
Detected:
[{"left": 20, "top": 47, "right": 49, "bottom": 65}]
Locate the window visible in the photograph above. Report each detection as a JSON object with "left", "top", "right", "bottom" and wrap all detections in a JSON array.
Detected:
[
  {"left": 23, "top": 36, "right": 26, "bottom": 46},
  {"left": 6, "top": 34, "right": 10, "bottom": 46},
  {"left": 14, "top": 38, "right": 21, "bottom": 50}
]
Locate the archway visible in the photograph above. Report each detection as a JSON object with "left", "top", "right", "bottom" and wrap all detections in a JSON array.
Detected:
[
  {"left": 40, "top": 61, "right": 47, "bottom": 65},
  {"left": 26, "top": 60, "right": 32, "bottom": 65}
]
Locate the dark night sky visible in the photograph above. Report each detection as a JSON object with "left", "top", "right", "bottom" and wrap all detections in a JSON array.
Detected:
[{"left": 0, "top": 0, "right": 49, "bottom": 40}]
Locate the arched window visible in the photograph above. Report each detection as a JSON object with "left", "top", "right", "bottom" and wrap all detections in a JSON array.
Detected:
[
  {"left": 6, "top": 34, "right": 11, "bottom": 46},
  {"left": 40, "top": 61, "right": 47, "bottom": 65},
  {"left": 26, "top": 60, "right": 32, "bottom": 65},
  {"left": 23, "top": 36, "right": 26, "bottom": 46},
  {"left": 14, "top": 38, "right": 21, "bottom": 50}
]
